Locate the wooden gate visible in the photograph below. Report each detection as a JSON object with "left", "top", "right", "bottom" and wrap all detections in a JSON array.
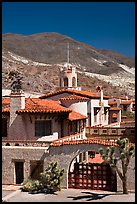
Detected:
[{"left": 68, "top": 163, "right": 117, "bottom": 192}]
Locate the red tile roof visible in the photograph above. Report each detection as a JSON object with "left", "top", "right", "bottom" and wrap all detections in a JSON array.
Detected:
[
  {"left": 109, "top": 107, "right": 121, "bottom": 111},
  {"left": 88, "top": 153, "right": 104, "bottom": 163},
  {"left": 2, "top": 98, "right": 72, "bottom": 114},
  {"left": 2, "top": 98, "right": 10, "bottom": 104},
  {"left": 2, "top": 105, "right": 10, "bottom": 113},
  {"left": 50, "top": 138, "right": 119, "bottom": 147},
  {"left": 16, "top": 98, "right": 71, "bottom": 114},
  {"left": 115, "top": 96, "right": 127, "bottom": 100},
  {"left": 108, "top": 101, "right": 117, "bottom": 105},
  {"left": 60, "top": 94, "right": 89, "bottom": 101},
  {"left": 120, "top": 100, "right": 132, "bottom": 105},
  {"left": 39, "top": 88, "right": 110, "bottom": 99},
  {"left": 68, "top": 111, "right": 88, "bottom": 121}
]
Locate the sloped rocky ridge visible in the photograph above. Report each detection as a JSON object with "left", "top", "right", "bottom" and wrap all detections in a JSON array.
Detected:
[{"left": 2, "top": 32, "right": 135, "bottom": 98}]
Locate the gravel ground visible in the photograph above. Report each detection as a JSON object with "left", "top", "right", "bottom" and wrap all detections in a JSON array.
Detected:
[{"left": 2, "top": 188, "right": 135, "bottom": 202}]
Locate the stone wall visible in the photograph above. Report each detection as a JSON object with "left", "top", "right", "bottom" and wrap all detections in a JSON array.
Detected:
[{"left": 2, "top": 143, "right": 135, "bottom": 192}]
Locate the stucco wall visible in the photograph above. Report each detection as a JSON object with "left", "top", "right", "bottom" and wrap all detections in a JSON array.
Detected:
[
  {"left": 90, "top": 99, "right": 109, "bottom": 126},
  {"left": 69, "top": 101, "right": 87, "bottom": 116},
  {"left": 5, "top": 114, "right": 62, "bottom": 141}
]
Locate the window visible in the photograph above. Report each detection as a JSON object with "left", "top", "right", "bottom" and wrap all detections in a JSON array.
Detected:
[
  {"left": 64, "top": 77, "right": 68, "bottom": 87},
  {"left": 72, "top": 77, "right": 76, "bottom": 87},
  {"left": 69, "top": 121, "right": 73, "bottom": 132},
  {"left": 103, "top": 130, "right": 107, "bottom": 133},
  {"left": 123, "top": 105, "right": 127, "bottom": 111},
  {"left": 2, "top": 118, "right": 7, "bottom": 137},
  {"left": 94, "top": 129, "right": 98, "bottom": 133},
  {"left": 112, "top": 130, "right": 116, "bottom": 133},
  {"left": 35, "top": 120, "right": 51, "bottom": 137}
]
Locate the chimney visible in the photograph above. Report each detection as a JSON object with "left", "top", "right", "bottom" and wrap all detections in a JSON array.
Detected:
[
  {"left": 96, "top": 86, "right": 103, "bottom": 102},
  {"left": 10, "top": 90, "right": 25, "bottom": 125}
]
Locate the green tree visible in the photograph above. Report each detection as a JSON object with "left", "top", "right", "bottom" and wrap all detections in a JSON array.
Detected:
[{"left": 99, "top": 138, "right": 135, "bottom": 194}]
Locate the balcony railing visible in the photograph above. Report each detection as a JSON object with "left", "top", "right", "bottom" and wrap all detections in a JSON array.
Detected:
[
  {"left": 86, "top": 126, "right": 135, "bottom": 143},
  {"left": 51, "top": 132, "right": 84, "bottom": 143}
]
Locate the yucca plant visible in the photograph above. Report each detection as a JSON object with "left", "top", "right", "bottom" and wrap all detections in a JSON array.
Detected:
[
  {"left": 39, "top": 161, "right": 64, "bottom": 193},
  {"left": 99, "top": 137, "right": 135, "bottom": 194}
]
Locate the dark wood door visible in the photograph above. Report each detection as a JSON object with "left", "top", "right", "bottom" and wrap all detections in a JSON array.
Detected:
[
  {"left": 15, "top": 162, "right": 24, "bottom": 184},
  {"left": 68, "top": 162, "right": 117, "bottom": 192}
]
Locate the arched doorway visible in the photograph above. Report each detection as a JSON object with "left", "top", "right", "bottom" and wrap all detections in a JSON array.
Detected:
[
  {"left": 72, "top": 77, "right": 76, "bottom": 87},
  {"left": 68, "top": 152, "right": 117, "bottom": 192}
]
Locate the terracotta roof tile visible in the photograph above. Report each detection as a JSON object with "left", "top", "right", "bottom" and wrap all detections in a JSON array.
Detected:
[
  {"left": 109, "top": 107, "right": 121, "bottom": 111},
  {"left": 50, "top": 138, "right": 118, "bottom": 147},
  {"left": 39, "top": 88, "right": 110, "bottom": 99},
  {"left": 88, "top": 153, "right": 104, "bottom": 163},
  {"left": 68, "top": 111, "right": 88, "bottom": 121},
  {"left": 2, "top": 105, "right": 10, "bottom": 113},
  {"left": 120, "top": 100, "right": 132, "bottom": 105},
  {"left": 2, "top": 98, "right": 72, "bottom": 114},
  {"left": 2, "top": 98, "right": 10, "bottom": 104},
  {"left": 60, "top": 94, "right": 89, "bottom": 101},
  {"left": 108, "top": 101, "right": 117, "bottom": 105},
  {"left": 115, "top": 96, "right": 127, "bottom": 100},
  {"left": 17, "top": 98, "right": 71, "bottom": 114}
]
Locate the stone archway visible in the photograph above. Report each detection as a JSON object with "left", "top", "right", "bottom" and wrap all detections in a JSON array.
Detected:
[
  {"left": 44, "top": 140, "right": 135, "bottom": 192},
  {"left": 67, "top": 151, "right": 117, "bottom": 192}
]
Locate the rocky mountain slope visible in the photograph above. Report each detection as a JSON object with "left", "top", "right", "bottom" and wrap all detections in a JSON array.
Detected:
[{"left": 2, "top": 32, "right": 135, "bottom": 98}]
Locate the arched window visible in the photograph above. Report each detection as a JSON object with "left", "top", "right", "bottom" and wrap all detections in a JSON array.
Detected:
[
  {"left": 72, "top": 77, "right": 76, "bottom": 87},
  {"left": 64, "top": 77, "right": 68, "bottom": 87}
]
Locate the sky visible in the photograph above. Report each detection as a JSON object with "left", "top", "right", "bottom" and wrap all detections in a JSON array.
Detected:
[{"left": 2, "top": 2, "right": 135, "bottom": 57}]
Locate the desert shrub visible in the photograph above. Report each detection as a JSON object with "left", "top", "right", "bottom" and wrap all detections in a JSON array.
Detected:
[
  {"left": 21, "top": 162, "right": 64, "bottom": 194},
  {"left": 21, "top": 179, "right": 41, "bottom": 193}
]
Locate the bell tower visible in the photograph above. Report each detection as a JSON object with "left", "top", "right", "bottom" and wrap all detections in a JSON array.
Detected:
[{"left": 60, "top": 43, "right": 81, "bottom": 90}]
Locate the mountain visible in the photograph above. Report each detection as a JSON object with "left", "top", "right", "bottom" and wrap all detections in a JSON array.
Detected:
[{"left": 2, "top": 32, "right": 135, "bottom": 98}]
